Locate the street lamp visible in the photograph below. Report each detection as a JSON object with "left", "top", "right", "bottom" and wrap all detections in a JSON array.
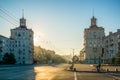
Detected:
[{"left": 70, "top": 48, "right": 74, "bottom": 70}]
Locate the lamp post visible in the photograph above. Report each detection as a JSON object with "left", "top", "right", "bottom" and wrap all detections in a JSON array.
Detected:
[
  {"left": 72, "top": 49, "right": 74, "bottom": 67},
  {"left": 70, "top": 48, "right": 74, "bottom": 70}
]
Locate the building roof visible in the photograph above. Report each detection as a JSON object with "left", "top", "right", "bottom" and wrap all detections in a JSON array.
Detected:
[
  {"left": 105, "top": 29, "right": 120, "bottom": 38},
  {"left": 0, "top": 35, "right": 9, "bottom": 39}
]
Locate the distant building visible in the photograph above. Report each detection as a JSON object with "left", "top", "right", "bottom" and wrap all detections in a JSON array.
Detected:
[
  {"left": 0, "top": 16, "right": 34, "bottom": 64},
  {"left": 84, "top": 16, "right": 105, "bottom": 64},
  {"left": 0, "top": 35, "right": 10, "bottom": 61},
  {"left": 103, "top": 29, "right": 120, "bottom": 64},
  {"left": 82, "top": 16, "right": 120, "bottom": 64}
]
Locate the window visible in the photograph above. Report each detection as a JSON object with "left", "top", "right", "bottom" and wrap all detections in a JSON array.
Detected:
[
  {"left": 110, "top": 44, "right": 114, "bottom": 47},
  {"left": 89, "top": 42, "right": 92, "bottom": 47},
  {"left": 23, "top": 32, "right": 25, "bottom": 36},
  {"left": 93, "top": 47, "right": 97, "bottom": 52},
  {"left": 18, "top": 33, "right": 21, "bottom": 37},
  {"left": 109, "top": 38, "right": 113, "bottom": 42},
  {"left": 23, "top": 53, "right": 25, "bottom": 55},
  {"left": 0, "top": 47, "right": 2, "bottom": 52},
  {"left": 0, "top": 40, "right": 2, "bottom": 44},
  {"left": 23, "top": 61, "right": 25, "bottom": 64},
  {"left": 93, "top": 32, "right": 97, "bottom": 38},
  {"left": 19, "top": 49, "right": 21, "bottom": 54},
  {"left": 93, "top": 44, "right": 96, "bottom": 47},
  {"left": 15, "top": 32, "right": 17, "bottom": 36},
  {"left": 23, "top": 49, "right": 25, "bottom": 51},
  {"left": 117, "top": 35, "right": 120, "bottom": 39},
  {"left": 106, "top": 40, "right": 108, "bottom": 43},
  {"left": 19, "top": 41, "right": 20, "bottom": 43},
  {"left": 29, "top": 34, "right": 32, "bottom": 37},
  {"left": 23, "top": 44, "right": 25, "bottom": 47}
]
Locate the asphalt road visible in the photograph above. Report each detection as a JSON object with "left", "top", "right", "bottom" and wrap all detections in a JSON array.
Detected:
[
  {"left": 0, "top": 64, "right": 119, "bottom": 80},
  {"left": 0, "top": 65, "right": 35, "bottom": 80}
]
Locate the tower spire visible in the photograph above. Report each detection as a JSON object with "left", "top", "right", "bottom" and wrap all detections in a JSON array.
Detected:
[
  {"left": 91, "top": 16, "right": 97, "bottom": 27},
  {"left": 22, "top": 9, "right": 24, "bottom": 18},
  {"left": 20, "top": 9, "right": 26, "bottom": 28},
  {"left": 92, "top": 9, "right": 94, "bottom": 17},
  {"left": 90, "top": 9, "right": 97, "bottom": 27}
]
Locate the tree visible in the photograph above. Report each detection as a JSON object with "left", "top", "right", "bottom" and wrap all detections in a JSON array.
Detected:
[
  {"left": 2, "top": 53, "right": 16, "bottom": 64},
  {"left": 52, "top": 54, "right": 67, "bottom": 63},
  {"left": 34, "top": 46, "right": 67, "bottom": 64}
]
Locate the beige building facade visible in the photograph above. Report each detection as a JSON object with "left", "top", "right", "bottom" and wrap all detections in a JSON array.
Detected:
[
  {"left": 79, "top": 48, "right": 85, "bottom": 63},
  {"left": 103, "top": 29, "right": 120, "bottom": 64},
  {"left": 84, "top": 16, "right": 105, "bottom": 64}
]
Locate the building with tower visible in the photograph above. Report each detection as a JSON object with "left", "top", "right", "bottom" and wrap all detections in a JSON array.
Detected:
[
  {"left": 0, "top": 15, "right": 34, "bottom": 64},
  {"left": 84, "top": 16, "right": 105, "bottom": 64},
  {"left": 81, "top": 16, "right": 120, "bottom": 64},
  {"left": 10, "top": 16, "right": 34, "bottom": 64}
]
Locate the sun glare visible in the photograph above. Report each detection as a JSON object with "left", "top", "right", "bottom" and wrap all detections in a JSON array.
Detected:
[
  {"left": 34, "top": 34, "right": 40, "bottom": 46},
  {"left": 33, "top": 32, "right": 47, "bottom": 46}
]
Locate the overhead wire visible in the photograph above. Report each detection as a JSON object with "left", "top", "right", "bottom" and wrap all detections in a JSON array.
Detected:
[
  {"left": 0, "top": 5, "right": 19, "bottom": 26},
  {"left": 0, "top": 5, "right": 19, "bottom": 22},
  {"left": 0, "top": 15, "right": 17, "bottom": 26},
  {"left": 0, "top": 5, "right": 61, "bottom": 53}
]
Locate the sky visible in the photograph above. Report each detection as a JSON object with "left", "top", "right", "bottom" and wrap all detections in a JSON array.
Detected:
[{"left": 0, "top": 0, "right": 120, "bottom": 55}]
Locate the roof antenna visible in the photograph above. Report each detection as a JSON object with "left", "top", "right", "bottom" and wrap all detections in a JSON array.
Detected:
[
  {"left": 92, "top": 8, "right": 94, "bottom": 17},
  {"left": 22, "top": 9, "right": 24, "bottom": 18}
]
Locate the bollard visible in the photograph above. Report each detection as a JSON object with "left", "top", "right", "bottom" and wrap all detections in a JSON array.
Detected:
[
  {"left": 106, "top": 68, "right": 109, "bottom": 72},
  {"left": 70, "top": 66, "right": 73, "bottom": 70},
  {"left": 74, "top": 68, "right": 76, "bottom": 72},
  {"left": 115, "top": 68, "right": 118, "bottom": 72}
]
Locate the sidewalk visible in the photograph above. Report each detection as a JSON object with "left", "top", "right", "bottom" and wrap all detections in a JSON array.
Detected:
[
  {"left": 67, "top": 64, "right": 97, "bottom": 72},
  {"left": 67, "top": 64, "right": 120, "bottom": 73},
  {"left": 74, "top": 64, "right": 96, "bottom": 72},
  {"left": 101, "top": 66, "right": 120, "bottom": 72}
]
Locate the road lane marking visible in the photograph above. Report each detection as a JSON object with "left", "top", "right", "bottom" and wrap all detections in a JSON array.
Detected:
[
  {"left": 74, "top": 72, "right": 77, "bottom": 80},
  {"left": 104, "top": 73, "right": 120, "bottom": 80}
]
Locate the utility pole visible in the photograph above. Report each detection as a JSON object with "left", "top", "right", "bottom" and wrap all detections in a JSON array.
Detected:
[
  {"left": 71, "top": 48, "right": 75, "bottom": 63},
  {"left": 72, "top": 48, "right": 74, "bottom": 58},
  {"left": 69, "top": 48, "right": 75, "bottom": 70}
]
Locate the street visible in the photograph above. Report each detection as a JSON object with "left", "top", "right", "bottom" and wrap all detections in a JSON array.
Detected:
[
  {"left": 0, "top": 65, "right": 35, "bottom": 80},
  {"left": 0, "top": 64, "right": 120, "bottom": 80}
]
